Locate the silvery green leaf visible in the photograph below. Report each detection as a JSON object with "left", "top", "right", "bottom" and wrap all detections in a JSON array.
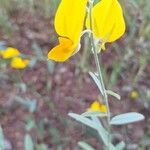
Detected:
[
  {"left": 68, "top": 113, "right": 97, "bottom": 129},
  {"left": 106, "top": 90, "right": 121, "bottom": 100},
  {"left": 91, "top": 117, "right": 116, "bottom": 150},
  {"left": 47, "top": 60, "right": 55, "bottom": 74},
  {"left": 36, "top": 144, "right": 48, "bottom": 150},
  {"left": 0, "top": 126, "right": 4, "bottom": 150},
  {"left": 89, "top": 72, "right": 104, "bottom": 96},
  {"left": 78, "top": 141, "right": 95, "bottom": 150},
  {"left": 116, "top": 141, "right": 125, "bottom": 150},
  {"left": 0, "top": 41, "right": 6, "bottom": 50},
  {"left": 26, "top": 99, "right": 37, "bottom": 113},
  {"left": 16, "top": 82, "right": 27, "bottom": 93},
  {"left": 26, "top": 119, "right": 36, "bottom": 131},
  {"left": 32, "top": 42, "right": 43, "bottom": 57},
  {"left": 81, "top": 111, "right": 107, "bottom": 117},
  {"left": 110, "top": 112, "right": 145, "bottom": 125},
  {"left": 24, "top": 134, "right": 34, "bottom": 150},
  {"left": 29, "top": 59, "right": 37, "bottom": 68},
  {"left": 14, "top": 96, "right": 37, "bottom": 113}
]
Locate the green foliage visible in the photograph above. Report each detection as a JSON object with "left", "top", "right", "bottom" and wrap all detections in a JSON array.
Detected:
[
  {"left": 78, "top": 141, "right": 95, "bottom": 150},
  {"left": 0, "top": 126, "right": 4, "bottom": 150},
  {"left": 69, "top": 113, "right": 127, "bottom": 150},
  {"left": 110, "top": 112, "right": 145, "bottom": 125},
  {"left": 81, "top": 111, "right": 107, "bottom": 117},
  {"left": 0, "top": 41, "right": 6, "bottom": 50},
  {"left": 89, "top": 72, "right": 104, "bottom": 96},
  {"left": 51, "top": 0, "right": 61, "bottom": 11},
  {"left": 14, "top": 96, "right": 37, "bottom": 113},
  {"left": 36, "top": 144, "right": 48, "bottom": 150},
  {"left": 24, "top": 134, "right": 34, "bottom": 150},
  {"left": 106, "top": 90, "right": 121, "bottom": 100}
]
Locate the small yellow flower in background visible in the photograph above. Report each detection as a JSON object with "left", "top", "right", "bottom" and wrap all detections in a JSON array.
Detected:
[
  {"left": 48, "top": 0, "right": 87, "bottom": 62},
  {"left": 88, "top": 101, "right": 107, "bottom": 113},
  {"left": 86, "top": 0, "right": 125, "bottom": 50},
  {"left": 10, "top": 57, "right": 29, "bottom": 69},
  {"left": 0, "top": 47, "right": 20, "bottom": 59},
  {"left": 130, "top": 90, "right": 139, "bottom": 99}
]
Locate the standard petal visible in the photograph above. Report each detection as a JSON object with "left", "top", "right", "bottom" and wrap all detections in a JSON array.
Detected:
[
  {"left": 54, "top": 0, "right": 87, "bottom": 42},
  {"left": 108, "top": 0, "right": 126, "bottom": 42},
  {"left": 86, "top": 0, "right": 125, "bottom": 42}
]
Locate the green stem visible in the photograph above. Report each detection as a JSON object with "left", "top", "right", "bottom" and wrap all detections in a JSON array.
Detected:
[
  {"left": 80, "top": 36, "right": 89, "bottom": 72},
  {"left": 88, "top": 0, "right": 111, "bottom": 149}
]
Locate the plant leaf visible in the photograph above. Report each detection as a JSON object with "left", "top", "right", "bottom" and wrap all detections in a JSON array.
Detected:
[
  {"left": 106, "top": 90, "right": 121, "bottom": 100},
  {"left": 89, "top": 72, "right": 104, "bottom": 96},
  {"left": 116, "top": 141, "right": 125, "bottom": 150},
  {"left": 24, "top": 134, "right": 34, "bottom": 150},
  {"left": 110, "top": 112, "right": 145, "bottom": 125},
  {"left": 91, "top": 117, "right": 117, "bottom": 150},
  {"left": 68, "top": 113, "right": 97, "bottom": 129},
  {"left": 78, "top": 141, "right": 95, "bottom": 150},
  {"left": 0, "top": 41, "right": 6, "bottom": 50},
  {"left": 36, "top": 144, "right": 48, "bottom": 150},
  {"left": 0, "top": 126, "right": 4, "bottom": 150},
  {"left": 81, "top": 111, "right": 107, "bottom": 117},
  {"left": 47, "top": 60, "right": 55, "bottom": 74},
  {"left": 15, "top": 96, "right": 37, "bottom": 113}
]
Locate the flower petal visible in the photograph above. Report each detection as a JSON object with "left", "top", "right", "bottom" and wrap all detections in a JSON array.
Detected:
[
  {"left": 86, "top": 0, "right": 125, "bottom": 42},
  {"left": 11, "top": 57, "right": 29, "bottom": 69},
  {"left": 88, "top": 101, "right": 107, "bottom": 113},
  {"left": 55, "top": 0, "right": 87, "bottom": 43},
  {"left": 48, "top": 37, "right": 77, "bottom": 62},
  {"left": 0, "top": 47, "right": 20, "bottom": 59}
]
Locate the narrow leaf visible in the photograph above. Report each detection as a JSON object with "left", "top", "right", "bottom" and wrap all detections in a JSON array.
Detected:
[
  {"left": 68, "top": 113, "right": 97, "bottom": 129},
  {"left": 106, "top": 90, "right": 121, "bottom": 100},
  {"left": 78, "top": 141, "right": 95, "bottom": 150},
  {"left": 0, "top": 126, "right": 4, "bottom": 150},
  {"left": 81, "top": 111, "right": 107, "bottom": 117},
  {"left": 91, "top": 117, "right": 117, "bottom": 150},
  {"left": 89, "top": 72, "right": 104, "bottom": 96},
  {"left": 47, "top": 60, "right": 55, "bottom": 74},
  {"left": 24, "top": 134, "right": 34, "bottom": 150},
  {"left": 110, "top": 112, "right": 145, "bottom": 125}
]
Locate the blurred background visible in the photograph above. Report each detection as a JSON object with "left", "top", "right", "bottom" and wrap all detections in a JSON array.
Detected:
[{"left": 0, "top": 0, "right": 150, "bottom": 149}]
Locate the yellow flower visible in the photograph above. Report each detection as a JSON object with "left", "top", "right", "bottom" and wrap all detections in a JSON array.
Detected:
[
  {"left": 48, "top": 0, "right": 87, "bottom": 62},
  {"left": 86, "top": 0, "right": 125, "bottom": 50},
  {"left": 10, "top": 57, "right": 29, "bottom": 69},
  {"left": 48, "top": 0, "right": 125, "bottom": 61},
  {"left": 0, "top": 47, "right": 20, "bottom": 59},
  {"left": 130, "top": 90, "right": 139, "bottom": 99},
  {"left": 88, "top": 101, "right": 107, "bottom": 113}
]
